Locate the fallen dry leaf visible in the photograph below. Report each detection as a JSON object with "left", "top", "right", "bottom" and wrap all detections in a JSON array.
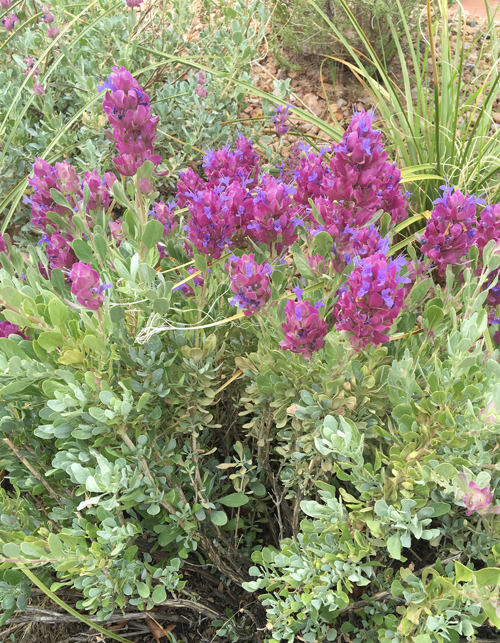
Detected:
[{"left": 146, "top": 615, "right": 176, "bottom": 642}]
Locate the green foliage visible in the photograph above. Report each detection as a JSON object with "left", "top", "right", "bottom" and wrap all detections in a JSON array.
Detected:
[
  {"left": 0, "top": 0, "right": 267, "bottom": 230},
  {"left": 268, "top": 0, "right": 419, "bottom": 67}
]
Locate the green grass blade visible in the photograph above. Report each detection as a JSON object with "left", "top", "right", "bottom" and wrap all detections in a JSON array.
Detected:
[{"left": 19, "top": 566, "right": 136, "bottom": 643}]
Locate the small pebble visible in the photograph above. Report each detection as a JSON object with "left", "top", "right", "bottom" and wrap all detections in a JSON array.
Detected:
[{"left": 470, "top": 19, "right": 478, "bottom": 27}]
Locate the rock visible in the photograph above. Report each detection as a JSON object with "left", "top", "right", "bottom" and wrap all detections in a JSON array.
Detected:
[
  {"left": 358, "top": 93, "right": 373, "bottom": 105},
  {"left": 302, "top": 92, "right": 326, "bottom": 117},
  {"left": 492, "top": 123, "right": 500, "bottom": 133},
  {"left": 337, "top": 98, "right": 348, "bottom": 108},
  {"left": 299, "top": 122, "right": 315, "bottom": 134},
  {"left": 494, "top": 112, "right": 500, "bottom": 124},
  {"left": 470, "top": 19, "right": 478, "bottom": 27}
]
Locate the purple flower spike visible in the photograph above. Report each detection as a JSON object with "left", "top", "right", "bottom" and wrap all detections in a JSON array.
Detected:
[
  {"left": 81, "top": 170, "right": 116, "bottom": 213},
  {"left": 228, "top": 253, "right": 272, "bottom": 316},
  {"left": 420, "top": 186, "right": 482, "bottom": 277},
  {"left": 280, "top": 296, "right": 328, "bottom": 359},
  {"left": 126, "top": 0, "right": 143, "bottom": 6},
  {"left": 203, "top": 136, "right": 260, "bottom": 189},
  {"left": 69, "top": 262, "right": 109, "bottom": 311},
  {"left": 334, "top": 253, "right": 407, "bottom": 351},
  {"left": 2, "top": 13, "right": 19, "bottom": 30},
  {"left": 270, "top": 103, "right": 294, "bottom": 137},
  {"left": 101, "top": 66, "right": 162, "bottom": 176},
  {"left": 56, "top": 162, "right": 79, "bottom": 195},
  {"left": 33, "top": 83, "right": 44, "bottom": 95},
  {"left": 0, "top": 233, "right": 7, "bottom": 254},
  {"left": 150, "top": 201, "right": 178, "bottom": 236},
  {"left": 0, "top": 321, "right": 28, "bottom": 340},
  {"left": 47, "top": 25, "right": 60, "bottom": 38},
  {"left": 45, "top": 232, "right": 77, "bottom": 272},
  {"left": 0, "top": 0, "right": 12, "bottom": 9},
  {"left": 247, "top": 175, "right": 298, "bottom": 252},
  {"left": 28, "top": 157, "right": 76, "bottom": 232},
  {"left": 24, "top": 56, "right": 40, "bottom": 77}
]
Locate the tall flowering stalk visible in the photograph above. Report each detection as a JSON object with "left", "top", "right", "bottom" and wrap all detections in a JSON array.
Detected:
[
  {"left": 228, "top": 254, "right": 272, "bottom": 316},
  {"left": 280, "top": 289, "right": 328, "bottom": 358},
  {"left": 247, "top": 176, "right": 298, "bottom": 255},
  {"left": 99, "top": 67, "right": 162, "bottom": 179},
  {"left": 419, "top": 186, "right": 483, "bottom": 277},
  {"left": 270, "top": 103, "right": 294, "bottom": 137},
  {"left": 334, "top": 254, "right": 409, "bottom": 351}
]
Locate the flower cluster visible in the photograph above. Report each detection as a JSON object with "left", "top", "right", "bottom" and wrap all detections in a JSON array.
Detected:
[
  {"left": 249, "top": 176, "right": 298, "bottom": 252},
  {"left": 0, "top": 233, "right": 7, "bottom": 255},
  {"left": 150, "top": 201, "right": 178, "bottom": 236},
  {"left": 228, "top": 254, "right": 272, "bottom": 316},
  {"left": 457, "top": 473, "right": 500, "bottom": 517},
  {"left": 100, "top": 66, "right": 161, "bottom": 177},
  {"left": 0, "top": 0, "right": 12, "bottom": 9},
  {"left": 40, "top": 4, "right": 54, "bottom": 22},
  {"left": 26, "top": 157, "right": 116, "bottom": 274},
  {"left": 24, "top": 56, "right": 39, "bottom": 77},
  {"left": 184, "top": 185, "right": 237, "bottom": 259},
  {"left": 126, "top": 0, "right": 143, "bottom": 6},
  {"left": 334, "top": 254, "right": 409, "bottom": 351},
  {"left": 2, "top": 13, "right": 18, "bottom": 30},
  {"left": 270, "top": 103, "right": 293, "bottom": 137},
  {"left": 280, "top": 289, "right": 328, "bottom": 358},
  {"left": 47, "top": 25, "right": 60, "bottom": 38},
  {"left": 0, "top": 321, "right": 28, "bottom": 340},
  {"left": 291, "top": 111, "right": 409, "bottom": 231},
  {"left": 202, "top": 134, "right": 260, "bottom": 188},
  {"left": 194, "top": 71, "right": 208, "bottom": 98},
  {"left": 419, "top": 186, "right": 483, "bottom": 277},
  {"left": 69, "top": 262, "right": 110, "bottom": 311},
  {"left": 478, "top": 401, "right": 500, "bottom": 425},
  {"left": 308, "top": 225, "right": 389, "bottom": 276},
  {"left": 40, "top": 232, "right": 77, "bottom": 272}
]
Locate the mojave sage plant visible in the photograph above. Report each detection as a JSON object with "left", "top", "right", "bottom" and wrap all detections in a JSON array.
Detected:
[{"left": 1, "top": 66, "right": 500, "bottom": 643}]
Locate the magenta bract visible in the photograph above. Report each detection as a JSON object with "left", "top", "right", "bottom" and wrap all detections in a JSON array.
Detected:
[
  {"left": 69, "top": 262, "right": 109, "bottom": 310},
  {"left": 228, "top": 253, "right": 272, "bottom": 316},
  {"left": 2, "top": 13, "right": 18, "bottom": 30},
  {"left": 100, "top": 67, "right": 161, "bottom": 176},
  {"left": 0, "top": 321, "right": 28, "bottom": 340},
  {"left": 334, "top": 253, "right": 409, "bottom": 351},
  {"left": 150, "top": 201, "right": 178, "bottom": 236},
  {"left": 420, "top": 186, "right": 483, "bottom": 277},
  {"left": 280, "top": 295, "right": 328, "bottom": 358},
  {"left": 247, "top": 176, "right": 298, "bottom": 252}
]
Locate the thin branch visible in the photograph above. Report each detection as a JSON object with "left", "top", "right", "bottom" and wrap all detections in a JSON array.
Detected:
[{"left": 3, "top": 438, "right": 64, "bottom": 508}]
